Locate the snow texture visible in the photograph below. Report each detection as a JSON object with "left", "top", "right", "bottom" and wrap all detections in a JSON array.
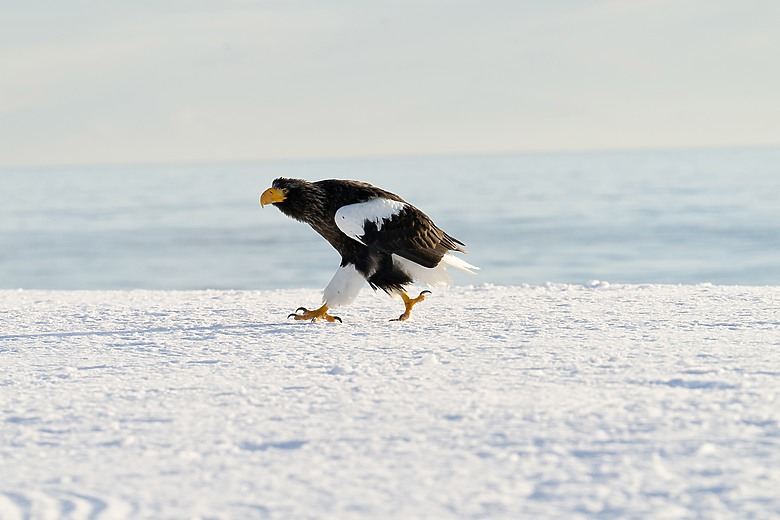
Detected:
[{"left": 1, "top": 284, "right": 779, "bottom": 519}]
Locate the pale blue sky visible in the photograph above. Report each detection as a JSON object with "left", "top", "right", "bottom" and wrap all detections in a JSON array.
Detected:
[{"left": 2, "top": 0, "right": 778, "bottom": 166}]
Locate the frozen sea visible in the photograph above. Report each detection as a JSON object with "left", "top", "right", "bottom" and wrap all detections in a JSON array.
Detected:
[{"left": 1, "top": 147, "right": 779, "bottom": 290}]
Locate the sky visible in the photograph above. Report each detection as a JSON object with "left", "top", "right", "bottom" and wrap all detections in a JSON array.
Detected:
[{"left": 1, "top": 0, "right": 779, "bottom": 167}]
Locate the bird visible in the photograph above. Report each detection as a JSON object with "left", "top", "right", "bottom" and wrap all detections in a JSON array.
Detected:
[{"left": 260, "top": 177, "right": 478, "bottom": 322}]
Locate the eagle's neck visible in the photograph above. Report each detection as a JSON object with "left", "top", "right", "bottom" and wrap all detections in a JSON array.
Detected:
[
  {"left": 276, "top": 182, "right": 329, "bottom": 225},
  {"left": 280, "top": 181, "right": 354, "bottom": 254}
]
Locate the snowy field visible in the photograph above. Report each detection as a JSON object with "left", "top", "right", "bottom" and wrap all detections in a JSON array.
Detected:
[{"left": 1, "top": 284, "right": 779, "bottom": 519}]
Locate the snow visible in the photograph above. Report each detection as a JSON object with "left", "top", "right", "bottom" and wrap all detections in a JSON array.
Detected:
[{"left": 1, "top": 284, "right": 779, "bottom": 519}]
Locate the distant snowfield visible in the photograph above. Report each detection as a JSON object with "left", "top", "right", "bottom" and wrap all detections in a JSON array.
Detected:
[{"left": 1, "top": 284, "right": 779, "bottom": 519}]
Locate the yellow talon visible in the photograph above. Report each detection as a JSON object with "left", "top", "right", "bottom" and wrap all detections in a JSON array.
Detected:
[
  {"left": 288, "top": 304, "right": 342, "bottom": 323},
  {"left": 392, "top": 290, "right": 431, "bottom": 321}
]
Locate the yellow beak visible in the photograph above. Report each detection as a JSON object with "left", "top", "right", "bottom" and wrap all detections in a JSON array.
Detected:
[{"left": 260, "top": 187, "right": 287, "bottom": 207}]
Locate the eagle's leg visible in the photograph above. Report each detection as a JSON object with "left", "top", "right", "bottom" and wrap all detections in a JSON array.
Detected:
[
  {"left": 392, "top": 290, "right": 432, "bottom": 322},
  {"left": 288, "top": 304, "right": 342, "bottom": 323}
]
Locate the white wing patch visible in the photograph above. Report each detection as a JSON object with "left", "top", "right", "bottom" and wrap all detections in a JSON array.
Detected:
[{"left": 335, "top": 198, "right": 406, "bottom": 244}]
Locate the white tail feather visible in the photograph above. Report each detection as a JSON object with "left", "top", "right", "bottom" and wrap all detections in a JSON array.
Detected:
[
  {"left": 441, "top": 253, "right": 480, "bottom": 275},
  {"left": 393, "top": 253, "right": 479, "bottom": 289}
]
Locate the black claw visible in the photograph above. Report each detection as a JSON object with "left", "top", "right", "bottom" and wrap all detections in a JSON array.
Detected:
[
  {"left": 420, "top": 290, "right": 432, "bottom": 296},
  {"left": 334, "top": 316, "right": 343, "bottom": 323},
  {"left": 288, "top": 307, "right": 308, "bottom": 319}
]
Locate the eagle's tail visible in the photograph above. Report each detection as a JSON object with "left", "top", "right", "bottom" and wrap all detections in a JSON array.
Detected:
[
  {"left": 441, "top": 252, "right": 479, "bottom": 275},
  {"left": 393, "top": 252, "right": 479, "bottom": 289}
]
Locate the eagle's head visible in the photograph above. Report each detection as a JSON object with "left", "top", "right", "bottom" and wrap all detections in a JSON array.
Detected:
[{"left": 260, "top": 177, "right": 325, "bottom": 223}]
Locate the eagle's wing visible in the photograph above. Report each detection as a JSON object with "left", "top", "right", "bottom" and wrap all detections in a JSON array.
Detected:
[{"left": 335, "top": 198, "right": 464, "bottom": 268}]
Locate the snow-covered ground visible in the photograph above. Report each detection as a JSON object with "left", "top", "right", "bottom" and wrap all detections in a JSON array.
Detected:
[{"left": 1, "top": 284, "right": 779, "bottom": 519}]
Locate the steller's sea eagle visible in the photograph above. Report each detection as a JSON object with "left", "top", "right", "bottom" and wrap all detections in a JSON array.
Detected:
[{"left": 260, "top": 178, "right": 478, "bottom": 322}]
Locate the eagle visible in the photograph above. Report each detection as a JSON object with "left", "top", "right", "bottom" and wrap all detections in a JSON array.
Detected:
[{"left": 260, "top": 178, "right": 478, "bottom": 322}]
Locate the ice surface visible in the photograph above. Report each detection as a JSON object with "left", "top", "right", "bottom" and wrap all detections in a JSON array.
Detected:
[
  {"left": 1, "top": 284, "right": 779, "bottom": 518},
  {"left": 4, "top": 149, "right": 780, "bottom": 290}
]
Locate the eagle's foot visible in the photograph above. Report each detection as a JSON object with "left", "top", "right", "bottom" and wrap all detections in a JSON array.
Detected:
[
  {"left": 288, "top": 304, "right": 342, "bottom": 323},
  {"left": 391, "top": 290, "right": 432, "bottom": 322}
]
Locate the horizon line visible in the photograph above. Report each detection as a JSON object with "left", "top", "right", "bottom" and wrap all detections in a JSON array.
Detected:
[{"left": 2, "top": 143, "right": 779, "bottom": 171}]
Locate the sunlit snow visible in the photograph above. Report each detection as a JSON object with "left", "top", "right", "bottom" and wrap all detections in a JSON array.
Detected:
[{"left": 1, "top": 284, "right": 778, "bottom": 518}]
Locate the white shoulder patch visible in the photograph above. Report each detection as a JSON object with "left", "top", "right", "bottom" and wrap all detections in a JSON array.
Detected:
[{"left": 335, "top": 198, "right": 406, "bottom": 244}]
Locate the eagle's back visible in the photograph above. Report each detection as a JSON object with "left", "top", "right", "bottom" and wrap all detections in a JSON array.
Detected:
[
  {"left": 276, "top": 178, "right": 468, "bottom": 291},
  {"left": 316, "top": 179, "right": 464, "bottom": 266}
]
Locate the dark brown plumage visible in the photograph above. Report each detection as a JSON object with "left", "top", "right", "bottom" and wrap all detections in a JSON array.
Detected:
[{"left": 260, "top": 177, "right": 476, "bottom": 322}]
